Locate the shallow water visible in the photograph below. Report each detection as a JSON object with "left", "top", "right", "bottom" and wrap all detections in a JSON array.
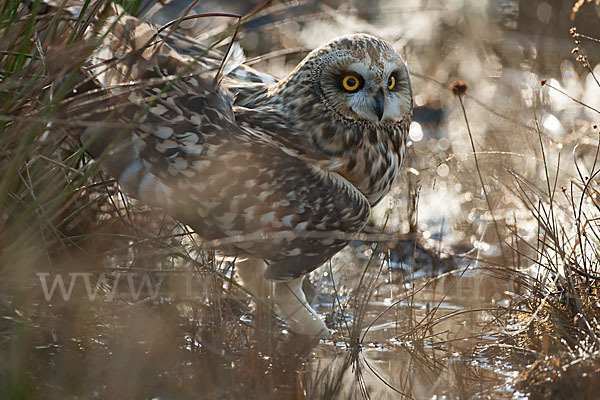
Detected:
[
  {"left": 307, "top": 247, "right": 521, "bottom": 399},
  {"left": 0, "top": 260, "right": 522, "bottom": 399}
]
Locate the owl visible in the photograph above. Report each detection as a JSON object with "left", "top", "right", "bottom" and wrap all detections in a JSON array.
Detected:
[{"left": 67, "top": 5, "right": 413, "bottom": 338}]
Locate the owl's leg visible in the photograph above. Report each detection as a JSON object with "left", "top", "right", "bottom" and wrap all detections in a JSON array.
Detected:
[
  {"left": 236, "top": 258, "right": 329, "bottom": 338},
  {"left": 235, "top": 258, "right": 270, "bottom": 299},
  {"left": 235, "top": 258, "right": 274, "bottom": 334},
  {"left": 273, "top": 277, "right": 329, "bottom": 338}
]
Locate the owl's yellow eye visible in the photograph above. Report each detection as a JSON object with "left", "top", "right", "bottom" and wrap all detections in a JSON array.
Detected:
[
  {"left": 342, "top": 75, "right": 361, "bottom": 92},
  {"left": 388, "top": 75, "right": 396, "bottom": 90}
]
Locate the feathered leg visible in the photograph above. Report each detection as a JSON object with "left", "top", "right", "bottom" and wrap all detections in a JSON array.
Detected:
[
  {"left": 236, "top": 258, "right": 329, "bottom": 338},
  {"left": 273, "top": 277, "right": 329, "bottom": 338}
]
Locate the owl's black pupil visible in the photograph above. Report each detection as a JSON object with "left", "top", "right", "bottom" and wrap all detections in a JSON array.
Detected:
[
  {"left": 388, "top": 76, "right": 393, "bottom": 86},
  {"left": 347, "top": 78, "right": 356, "bottom": 86}
]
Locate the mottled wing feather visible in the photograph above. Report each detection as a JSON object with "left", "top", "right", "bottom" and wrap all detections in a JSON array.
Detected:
[
  {"left": 72, "top": 11, "right": 371, "bottom": 280},
  {"left": 138, "top": 90, "right": 370, "bottom": 279}
]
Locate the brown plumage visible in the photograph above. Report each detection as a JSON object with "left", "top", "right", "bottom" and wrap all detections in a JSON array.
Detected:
[{"left": 68, "top": 5, "right": 413, "bottom": 336}]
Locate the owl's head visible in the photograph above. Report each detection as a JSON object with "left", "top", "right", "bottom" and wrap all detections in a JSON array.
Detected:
[{"left": 277, "top": 34, "right": 412, "bottom": 128}]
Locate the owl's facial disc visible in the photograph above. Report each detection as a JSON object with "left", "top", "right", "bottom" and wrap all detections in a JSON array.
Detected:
[
  {"left": 327, "top": 61, "right": 411, "bottom": 125},
  {"left": 313, "top": 36, "right": 412, "bottom": 126}
]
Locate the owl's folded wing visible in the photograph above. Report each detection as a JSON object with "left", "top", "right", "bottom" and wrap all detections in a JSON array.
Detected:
[
  {"left": 66, "top": 11, "right": 370, "bottom": 281},
  {"left": 70, "top": 76, "right": 370, "bottom": 279}
]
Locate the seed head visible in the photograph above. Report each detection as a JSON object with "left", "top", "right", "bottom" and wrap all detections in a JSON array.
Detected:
[{"left": 450, "top": 80, "right": 468, "bottom": 97}]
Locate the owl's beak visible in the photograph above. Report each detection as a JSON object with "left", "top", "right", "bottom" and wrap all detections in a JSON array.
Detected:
[{"left": 373, "top": 89, "right": 384, "bottom": 121}]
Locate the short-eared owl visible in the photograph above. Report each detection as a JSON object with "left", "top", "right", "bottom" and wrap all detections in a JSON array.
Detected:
[{"left": 71, "top": 5, "right": 413, "bottom": 337}]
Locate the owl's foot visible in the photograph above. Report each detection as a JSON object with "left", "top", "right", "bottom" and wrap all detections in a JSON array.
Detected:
[
  {"left": 236, "top": 258, "right": 329, "bottom": 339},
  {"left": 273, "top": 277, "right": 329, "bottom": 338}
]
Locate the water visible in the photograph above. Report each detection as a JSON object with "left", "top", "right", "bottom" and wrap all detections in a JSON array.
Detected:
[{"left": 309, "top": 249, "right": 521, "bottom": 399}]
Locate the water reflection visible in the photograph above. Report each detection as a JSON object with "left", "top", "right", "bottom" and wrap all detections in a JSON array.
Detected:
[{"left": 312, "top": 256, "right": 518, "bottom": 398}]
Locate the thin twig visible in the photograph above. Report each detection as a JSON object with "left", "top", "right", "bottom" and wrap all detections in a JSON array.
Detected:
[
  {"left": 454, "top": 84, "right": 508, "bottom": 263},
  {"left": 542, "top": 80, "right": 600, "bottom": 114}
]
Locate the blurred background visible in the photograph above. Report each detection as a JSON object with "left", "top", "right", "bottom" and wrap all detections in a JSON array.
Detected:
[{"left": 1, "top": 0, "right": 599, "bottom": 398}]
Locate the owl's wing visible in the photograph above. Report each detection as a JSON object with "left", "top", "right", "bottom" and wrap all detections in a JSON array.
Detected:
[
  {"left": 68, "top": 11, "right": 370, "bottom": 280},
  {"left": 163, "top": 31, "right": 279, "bottom": 86}
]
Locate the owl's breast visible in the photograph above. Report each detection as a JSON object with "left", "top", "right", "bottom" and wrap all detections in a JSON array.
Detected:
[{"left": 335, "top": 131, "right": 403, "bottom": 206}]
